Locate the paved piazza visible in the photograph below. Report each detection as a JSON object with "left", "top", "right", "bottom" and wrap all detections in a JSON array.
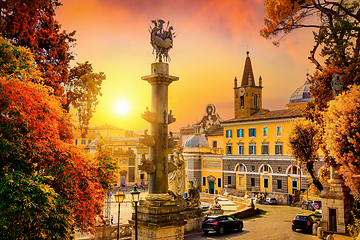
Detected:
[
  {"left": 184, "top": 204, "right": 352, "bottom": 240},
  {"left": 104, "top": 191, "right": 352, "bottom": 240}
]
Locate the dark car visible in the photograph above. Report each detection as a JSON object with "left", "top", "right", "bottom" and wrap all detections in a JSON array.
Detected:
[
  {"left": 202, "top": 215, "right": 243, "bottom": 234},
  {"left": 292, "top": 214, "right": 318, "bottom": 232}
]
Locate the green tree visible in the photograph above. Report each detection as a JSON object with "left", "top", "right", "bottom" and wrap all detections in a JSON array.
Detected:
[
  {"left": 288, "top": 119, "right": 323, "bottom": 191},
  {"left": 0, "top": 171, "right": 74, "bottom": 240}
]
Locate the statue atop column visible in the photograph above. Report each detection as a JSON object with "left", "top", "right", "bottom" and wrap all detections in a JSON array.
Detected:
[{"left": 149, "top": 19, "right": 176, "bottom": 62}]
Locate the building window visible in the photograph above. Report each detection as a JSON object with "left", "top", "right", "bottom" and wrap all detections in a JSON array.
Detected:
[
  {"left": 228, "top": 176, "right": 232, "bottom": 185},
  {"left": 278, "top": 167, "right": 282, "bottom": 172},
  {"left": 75, "top": 139, "right": 78, "bottom": 145},
  {"left": 217, "top": 178, "right": 222, "bottom": 188},
  {"left": 277, "top": 180, "right": 282, "bottom": 189},
  {"left": 251, "top": 178, "right": 255, "bottom": 187},
  {"left": 226, "top": 145, "right": 232, "bottom": 154},
  {"left": 81, "top": 139, "right": 86, "bottom": 145},
  {"left": 263, "top": 177, "right": 269, "bottom": 189},
  {"left": 292, "top": 167, "right": 298, "bottom": 175},
  {"left": 292, "top": 179, "right": 298, "bottom": 188},
  {"left": 276, "top": 126, "right": 282, "bottom": 137},
  {"left": 261, "top": 144, "right": 269, "bottom": 155},
  {"left": 212, "top": 141, "right": 217, "bottom": 148},
  {"left": 240, "top": 96, "right": 244, "bottom": 107},
  {"left": 249, "top": 144, "right": 256, "bottom": 155},
  {"left": 238, "top": 144, "right": 244, "bottom": 155},
  {"left": 202, "top": 177, "right": 206, "bottom": 186},
  {"left": 236, "top": 164, "right": 244, "bottom": 172},
  {"left": 237, "top": 128, "right": 244, "bottom": 138},
  {"left": 88, "top": 139, "right": 91, "bottom": 144},
  {"left": 275, "top": 143, "right": 283, "bottom": 155},
  {"left": 239, "top": 175, "right": 244, "bottom": 186},
  {"left": 249, "top": 128, "right": 256, "bottom": 137},
  {"left": 226, "top": 129, "right": 232, "bottom": 138},
  {"left": 254, "top": 94, "right": 258, "bottom": 107},
  {"left": 263, "top": 127, "right": 268, "bottom": 137},
  {"left": 251, "top": 166, "right": 255, "bottom": 171},
  {"left": 263, "top": 165, "right": 269, "bottom": 173}
]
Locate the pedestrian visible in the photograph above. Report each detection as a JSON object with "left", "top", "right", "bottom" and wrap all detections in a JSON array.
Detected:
[{"left": 111, "top": 215, "right": 113, "bottom": 225}]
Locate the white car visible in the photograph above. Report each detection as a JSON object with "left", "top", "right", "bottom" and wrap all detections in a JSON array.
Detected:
[{"left": 265, "top": 197, "right": 277, "bottom": 205}]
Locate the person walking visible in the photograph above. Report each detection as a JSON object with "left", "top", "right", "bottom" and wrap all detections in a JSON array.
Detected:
[{"left": 111, "top": 215, "right": 114, "bottom": 225}]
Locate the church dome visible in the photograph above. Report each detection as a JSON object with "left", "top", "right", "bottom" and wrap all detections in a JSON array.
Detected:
[
  {"left": 184, "top": 135, "right": 210, "bottom": 148},
  {"left": 289, "top": 80, "right": 312, "bottom": 103}
]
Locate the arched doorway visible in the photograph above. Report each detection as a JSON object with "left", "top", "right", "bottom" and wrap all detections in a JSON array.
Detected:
[{"left": 207, "top": 175, "right": 216, "bottom": 194}]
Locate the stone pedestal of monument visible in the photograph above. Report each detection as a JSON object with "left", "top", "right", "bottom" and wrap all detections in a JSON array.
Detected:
[
  {"left": 129, "top": 198, "right": 187, "bottom": 240},
  {"left": 319, "top": 168, "right": 353, "bottom": 234}
]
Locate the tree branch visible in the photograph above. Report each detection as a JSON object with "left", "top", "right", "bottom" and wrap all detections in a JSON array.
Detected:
[{"left": 309, "top": 42, "right": 323, "bottom": 71}]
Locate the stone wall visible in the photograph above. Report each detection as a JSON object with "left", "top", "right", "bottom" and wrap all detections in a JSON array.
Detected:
[{"left": 229, "top": 207, "right": 260, "bottom": 220}]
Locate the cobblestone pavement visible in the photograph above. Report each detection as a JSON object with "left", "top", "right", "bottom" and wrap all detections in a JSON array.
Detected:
[{"left": 185, "top": 204, "right": 352, "bottom": 240}]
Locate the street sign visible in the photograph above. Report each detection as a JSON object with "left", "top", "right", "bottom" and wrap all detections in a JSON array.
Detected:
[{"left": 313, "top": 203, "right": 319, "bottom": 210}]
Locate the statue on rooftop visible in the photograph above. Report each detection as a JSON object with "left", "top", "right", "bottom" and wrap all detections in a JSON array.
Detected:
[{"left": 149, "top": 19, "right": 176, "bottom": 62}]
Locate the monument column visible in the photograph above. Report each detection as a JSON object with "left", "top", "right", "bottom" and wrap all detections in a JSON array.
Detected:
[
  {"left": 130, "top": 19, "right": 187, "bottom": 240},
  {"left": 141, "top": 62, "right": 178, "bottom": 198}
]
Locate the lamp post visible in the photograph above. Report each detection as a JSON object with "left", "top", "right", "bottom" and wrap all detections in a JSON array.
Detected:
[
  {"left": 131, "top": 186, "right": 140, "bottom": 240},
  {"left": 114, "top": 191, "right": 125, "bottom": 240}
]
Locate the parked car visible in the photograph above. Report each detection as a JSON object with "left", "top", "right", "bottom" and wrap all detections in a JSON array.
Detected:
[
  {"left": 292, "top": 214, "right": 318, "bottom": 232},
  {"left": 202, "top": 215, "right": 243, "bottom": 234},
  {"left": 301, "top": 200, "right": 313, "bottom": 210},
  {"left": 265, "top": 197, "right": 277, "bottom": 205}
]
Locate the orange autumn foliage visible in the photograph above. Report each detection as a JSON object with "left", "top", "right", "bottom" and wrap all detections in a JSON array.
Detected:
[
  {"left": 0, "top": 39, "right": 114, "bottom": 231},
  {"left": 325, "top": 85, "right": 360, "bottom": 199}
]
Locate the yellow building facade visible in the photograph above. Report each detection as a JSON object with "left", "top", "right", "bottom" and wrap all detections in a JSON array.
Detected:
[{"left": 182, "top": 52, "right": 326, "bottom": 197}]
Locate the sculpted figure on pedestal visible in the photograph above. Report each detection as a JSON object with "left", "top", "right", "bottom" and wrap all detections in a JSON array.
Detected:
[
  {"left": 210, "top": 197, "right": 222, "bottom": 210},
  {"left": 186, "top": 180, "right": 200, "bottom": 207},
  {"left": 169, "top": 148, "right": 185, "bottom": 197}
]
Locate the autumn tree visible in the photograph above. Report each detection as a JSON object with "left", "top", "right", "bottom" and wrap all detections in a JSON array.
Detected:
[
  {"left": 288, "top": 119, "right": 323, "bottom": 190},
  {"left": 0, "top": 0, "right": 105, "bottom": 136},
  {"left": 64, "top": 62, "right": 106, "bottom": 137},
  {"left": 0, "top": 38, "right": 116, "bottom": 237},
  {"left": 262, "top": 0, "right": 360, "bottom": 191},
  {"left": 325, "top": 85, "right": 360, "bottom": 200}
]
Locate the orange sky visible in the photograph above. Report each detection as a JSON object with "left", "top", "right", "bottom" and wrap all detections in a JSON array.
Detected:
[{"left": 56, "top": 0, "right": 316, "bottom": 133}]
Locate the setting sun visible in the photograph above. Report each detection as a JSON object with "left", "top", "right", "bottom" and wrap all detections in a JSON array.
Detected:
[{"left": 115, "top": 101, "right": 129, "bottom": 115}]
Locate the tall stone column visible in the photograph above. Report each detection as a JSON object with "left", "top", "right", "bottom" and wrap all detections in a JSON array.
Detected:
[{"left": 141, "top": 62, "right": 178, "bottom": 199}]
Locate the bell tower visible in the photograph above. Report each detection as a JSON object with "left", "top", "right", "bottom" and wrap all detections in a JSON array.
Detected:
[{"left": 234, "top": 51, "right": 263, "bottom": 118}]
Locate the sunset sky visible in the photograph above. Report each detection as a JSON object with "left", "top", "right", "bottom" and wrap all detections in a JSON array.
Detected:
[{"left": 56, "top": 0, "right": 317, "bottom": 133}]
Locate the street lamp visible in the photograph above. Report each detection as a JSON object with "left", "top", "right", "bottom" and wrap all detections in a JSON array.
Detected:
[
  {"left": 114, "top": 191, "right": 125, "bottom": 240},
  {"left": 131, "top": 186, "right": 140, "bottom": 240}
]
